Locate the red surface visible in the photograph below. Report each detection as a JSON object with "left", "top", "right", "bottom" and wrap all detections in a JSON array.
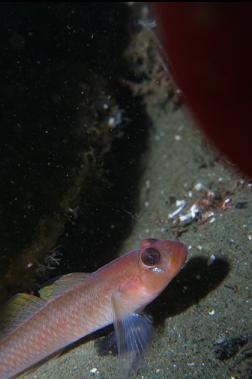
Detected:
[{"left": 155, "top": 3, "right": 252, "bottom": 177}]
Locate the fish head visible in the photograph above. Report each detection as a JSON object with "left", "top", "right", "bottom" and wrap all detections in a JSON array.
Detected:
[
  {"left": 111, "top": 239, "right": 187, "bottom": 376},
  {"left": 136, "top": 238, "right": 188, "bottom": 304}
]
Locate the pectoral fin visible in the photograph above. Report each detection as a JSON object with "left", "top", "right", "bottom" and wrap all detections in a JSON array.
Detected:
[{"left": 111, "top": 292, "right": 153, "bottom": 378}]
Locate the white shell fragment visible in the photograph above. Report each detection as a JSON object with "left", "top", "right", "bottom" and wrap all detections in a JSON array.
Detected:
[
  {"left": 90, "top": 367, "right": 99, "bottom": 375},
  {"left": 168, "top": 200, "right": 186, "bottom": 219}
]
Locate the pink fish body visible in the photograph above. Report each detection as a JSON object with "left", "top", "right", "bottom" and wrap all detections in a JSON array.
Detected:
[{"left": 0, "top": 238, "right": 187, "bottom": 378}]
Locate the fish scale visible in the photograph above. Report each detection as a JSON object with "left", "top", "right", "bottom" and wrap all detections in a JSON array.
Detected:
[{"left": 0, "top": 285, "right": 110, "bottom": 377}]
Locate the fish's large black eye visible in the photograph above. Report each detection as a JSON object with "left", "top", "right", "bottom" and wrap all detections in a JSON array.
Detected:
[{"left": 141, "top": 248, "right": 161, "bottom": 266}]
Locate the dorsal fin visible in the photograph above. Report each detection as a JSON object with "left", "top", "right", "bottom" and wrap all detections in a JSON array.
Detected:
[
  {"left": 0, "top": 293, "right": 46, "bottom": 340},
  {"left": 39, "top": 272, "right": 91, "bottom": 300}
]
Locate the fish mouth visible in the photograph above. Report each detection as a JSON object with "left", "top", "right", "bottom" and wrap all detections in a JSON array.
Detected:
[{"left": 173, "top": 242, "right": 188, "bottom": 271}]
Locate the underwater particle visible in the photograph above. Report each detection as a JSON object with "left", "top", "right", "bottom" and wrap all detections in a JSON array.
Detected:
[
  {"left": 209, "top": 254, "right": 216, "bottom": 264},
  {"left": 168, "top": 200, "right": 186, "bottom": 219},
  {"left": 90, "top": 367, "right": 99, "bottom": 375},
  {"left": 107, "top": 111, "right": 122, "bottom": 128},
  {"left": 176, "top": 200, "right": 186, "bottom": 207},
  {"left": 194, "top": 182, "right": 205, "bottom": 191},
  {"left": 178, "top": 203, "right": 200, "bottom": 223},
  {"left": 182, "top": 285, "right": 188, "bottom": 293},
  {"left": 145, "top": 179, "right": 151, "bottom": 189},
  {"left": 221, "top": 197, "right": 232, "bottom": 210},
  {"left": 208, "top": 309, "right": 215, "bottom": 316}
]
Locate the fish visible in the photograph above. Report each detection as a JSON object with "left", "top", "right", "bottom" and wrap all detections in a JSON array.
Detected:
[{"left": 0, "top": 238, "right": 188, "bottom": 379}]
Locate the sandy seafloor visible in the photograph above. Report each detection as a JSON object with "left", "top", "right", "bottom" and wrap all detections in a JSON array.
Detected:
[{"left": 25, "top": 97, "right": 252, "bottom": 379}]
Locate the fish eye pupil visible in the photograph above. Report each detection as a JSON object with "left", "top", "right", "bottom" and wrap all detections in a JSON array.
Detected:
[{"left": 141, "top": 248, "right": 161, "bottom": 266}]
